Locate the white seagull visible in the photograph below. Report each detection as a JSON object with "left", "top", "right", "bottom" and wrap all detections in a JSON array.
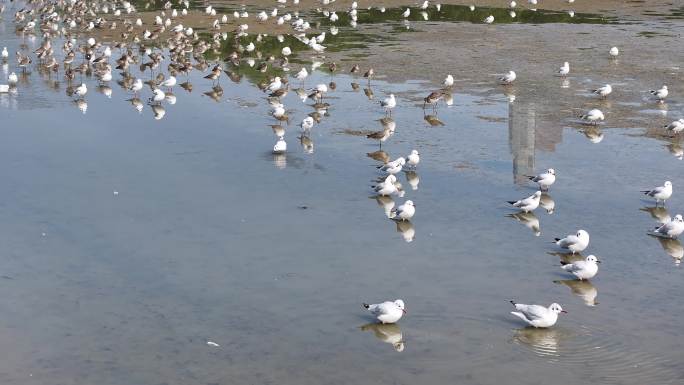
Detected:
[
  {"left": 391, "top": 200, "right": 415, "bottom": 221},
  {"left": 641, "top": 181, "right": 673, "bottom": 205},
  {"left": 580, "top": 109, "right": 604, "bottom": 124},
  {"left": 561, "top": 255, "right": 600, "bottom": 280},
  {"left": 378, "top": 157, "right": 406, "bottom": 175},
  {"left": 443, "top": 74, "right": 454, "bottom": 87},
  {"left": 526, "top": 168, "right": 556, "bottom": 191},
  {"left": 558, "top": 62, "right": 569, "bottom": 77},
  {"left": 609, "top": 46, "right": 619, "bottom": 57},
  {"left": 664, "top": 119, "right": 684, "bottom": 135},
  {"left": 484, "top": 15, "right": 494, "bottom": 24},
  {"left": 507, "top": 191, "right": 542, "bottom": 213},
  {"left": 300, "top": 116, "right": 314, "bottom": 131},
  {"left": 381, "top": 94, "right": 397, "bottom": 115},
  {"left": 7, "top": 72, "right": 18, "bottom": 86},
  {"left": 407, "top": 150, "right": 420, "bottom": 168},
  {"left": 649, "top": 85, "right": 668, "bottom": 101},
  {"left": 592, "top": 84, "right": 612, "bottom": 98},
  {"left": 75, "top": 83, "right": 88, "bottom": 98},
  {"left": 510, "top": 301, "right": 566, "bottom": 328},
  {"left": 499, "top": 70, "right": 516, "bottom": 85},
  {"left": 363, "top": 299, "right": 406, "bottom": 324},
  {"left": 655, "top": 215, "right": 684, "bottom": 239},
  {"left": 555, "top": 229, "right": 590, "bottom": 254}
]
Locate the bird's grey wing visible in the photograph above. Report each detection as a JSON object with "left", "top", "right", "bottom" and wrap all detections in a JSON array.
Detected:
[
  {"left": 649, "top": 186, "right": 664, "bottom": 196},
  {"left": 373, "top": 302, "right": 393, "bottom": 315},
  {"left": 518, "top": 304, "right": 547, "bottom": 321},
  {"left": 560, "top": 234, "right": 579, "bottom": 247}
]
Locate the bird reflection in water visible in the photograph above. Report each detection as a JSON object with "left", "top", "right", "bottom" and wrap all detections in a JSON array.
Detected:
[
  {"left": 395, "top": 220, "right": 415, "bottom": 243},
  {"left": 506, "top": 211, "right": 541, "bottom": 236},
  {"left": 540, "top": 193, "right": 555, "bottom": 214},
  {"left": 554, "top": 279, "right": 598, "bottom": 306},
  {"left": 360, "top": 323, "right": 405, "bottom": 352},
  {"left": 651, "top": 236, "right": 683, "bottom": 266}
]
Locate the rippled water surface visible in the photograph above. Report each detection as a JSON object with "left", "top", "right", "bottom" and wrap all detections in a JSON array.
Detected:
[{"left": 1, "top": 1, "right": 683, "bottom": 384}]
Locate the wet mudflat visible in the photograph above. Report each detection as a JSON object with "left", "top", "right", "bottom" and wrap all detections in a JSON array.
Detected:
[{"left": 0, "top": 1, "right": 683, "bottom": 384}]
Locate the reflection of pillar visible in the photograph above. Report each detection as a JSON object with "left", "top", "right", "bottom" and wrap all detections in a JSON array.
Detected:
[{"left": 509, "top": 102, "right": 536, "bottom": 185}]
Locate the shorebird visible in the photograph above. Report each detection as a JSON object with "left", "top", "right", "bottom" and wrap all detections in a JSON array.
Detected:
[
  {"left": 526, "top": 168, "right": 556, "bottom": 191},
  {"left": 592, "top": 84, "right": 612, "bottom": 98},
  {"left": 664, "top": 119, "right": 684, "bottom": 136},
  {"left": 580, "top": 109, "right": 605, "bottom": 124},
  {"left": 364, "top": 67, "right": 374, "bottom": 83},
  {"left": 363, "top": 299, "right": 406, "bottom": 324},
  {"left": 423, "top": 91, "right": 443, "bottom": 110},
  {"left": 510, "top": 301, "right": 566, "bottom": 328},
  {"left": 555, "top": 229, "right": 590, "bottom": 254},
  {"left": 507, "top": 191, "right": 542, "bottom": 213},
  {"left": 557, "top": 62, "right": 570, "bottom": 77},
  {"left": 499, "top": 70, "right": 516, "bottom": 85},
  {"left": 407, "top": 150, "right": 420, "bottom": 168},
  {"left": 641, "top": 181, "right": 673, "bottom": 206},
  {"left": 160, "top": 75, "right": 176, "bottom": 91},
  {"left": 204, "top": 64, "right": 222, "bottom": 85},
  {"left": 294, "top": 67, "right": 308, "bottom": 86},
  {"left": 649, "top": 85, "right": 668, "bottom": 101},
  {"left": 655, "top": 215, "right": 684, "bottom": 239},
  {"left": 391, "top": 200, "right": 415, "bottom": 221},
  {"left": 74, "top": 83, "right": 87, "bottom": 98},
  {"left": 381, "top": 94, "right": 396, "bottom": 116},
  {"left": 443, "top": 74, "right": 454, "bottom": 87},
  {"left": 149, "top": 88, "right": 165, "bottom": 105},
  {"left": 561, "top": 255, "right": 600, "bottom": 280}
]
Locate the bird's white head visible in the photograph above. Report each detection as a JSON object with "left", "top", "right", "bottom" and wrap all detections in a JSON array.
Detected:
[
  {"left": 411, "top": 149, "right": 419, "bottom": 155},
  {"left": 386, "top": 175, "right": 397, "bottom": 183},
  {"left": 586, "top": 255, "right": 600, "bottom": 264},
  {"left": 533, "top": 191, "right": 542, "bottom": 197},
  {"left": 398, "top": 157, "right": 406, "bottom": 165},
  {"left": 394, "top": 299, "right": 406, "bottom": 312},
  {"left": 675, "top": 214, "right": 683, "bottom": 222},
  {"left": 577, "top": 229, "right": 589, "bottom": 240},
  {"left": 549, "top": 303, "right": 567, "bottom": 314},
  {"left": 405, "top": 200, "right": 414, "bottom": 207},
  {"left": 547, "top": 168, "right": 556, "bottom": 175},
  {"left": 394, "top": 342, "right": 405, "bottom": 352},
  {"left": 664, "top": 181, "right": 672, "bottom": 187},
  {"left": 662, "top": 85, "right": 668, "bottom": 90}
]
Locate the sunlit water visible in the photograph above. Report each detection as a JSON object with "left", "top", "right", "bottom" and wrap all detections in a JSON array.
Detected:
[{"left": 1, "top": 2, "right": 683, "bottom": 385}]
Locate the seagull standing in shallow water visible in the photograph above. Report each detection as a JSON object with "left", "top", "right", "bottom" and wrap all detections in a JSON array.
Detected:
[
  {"left": 363, "top": 299, "right": 406, "bottom": 324},
  {"left": 580, "top": 109, "right": 604, "bottom": 124},
  {"left": 592, "top": 84, "right": 612, "bottom": 98},
  {"left": 526, "top": 168, "right": 556, "bottom": 191},
  {"left": 649, "top": 85, "right": 668, "bottom": 101},
  {"left": 507, "top": 191, "right": 542, "bottom": 213},
  {"left": 381, "top": 94, "right": 397, "bottom": 116},
  {"left": 499, "top": 70, "right": 516, "bottom": 85},
  {"left": 443, "top": 74, "right": 454, "bottom": 87},
  {"left": 561, "top": 255, "right": 600, "bottom": 280},
  {"left": 510, "top": 301, "right": 566, "bottom": 328},
  {"left": 641, "top": 181, "right": 673, "bottom": 206},
  {"left": 391, "top": 200, "right": 415, "bottom": 221},
  {"left": 655, "top": 215, "right": 684, "bottom": 239},
  {"left": 664, "top": 119, "right": 684, "bottom": 136},
  {"left": 555, "top": 229, "right": 590, "bottom": 254}
]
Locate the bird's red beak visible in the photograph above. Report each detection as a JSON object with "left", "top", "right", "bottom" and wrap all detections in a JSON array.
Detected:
[
  {"left": 402, "top": 309, "right": 407, "bottom": 314},
  {"left": 561, "top": 310, "right": 568, "bottom": 313}
]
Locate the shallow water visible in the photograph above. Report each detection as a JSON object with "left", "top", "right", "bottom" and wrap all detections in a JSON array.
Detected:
[{"left": 1, "top": 2, "right": 684, "bottom": 385}]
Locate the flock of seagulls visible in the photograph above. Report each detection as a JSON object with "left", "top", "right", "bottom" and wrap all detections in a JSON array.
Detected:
[{"left": 1, "top": 0, "right": 681, "bottom": 339}]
